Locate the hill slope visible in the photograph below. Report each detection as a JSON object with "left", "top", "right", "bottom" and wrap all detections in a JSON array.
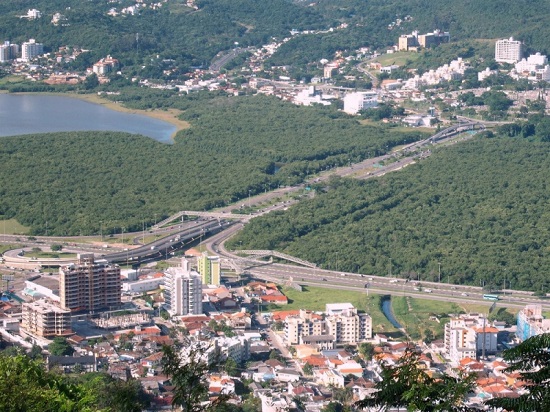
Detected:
[{"left": 230, "top": 136, "right": 550, "bottom": 292}]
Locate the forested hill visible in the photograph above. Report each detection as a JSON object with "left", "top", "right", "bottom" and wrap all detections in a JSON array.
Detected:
[
  {"left": 229, "top": 136, "right": 550, "bottom": 292},
  {"left": 1, "top": 0, "right": 550, "bottom": 73},
  {"left": 0, "top": 95, "right": 425, "bottom": 236}
]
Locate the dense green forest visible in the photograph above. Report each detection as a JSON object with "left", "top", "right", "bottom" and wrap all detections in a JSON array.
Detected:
[
  {"left": 1, "top": 0, "right": 550, "bottom": 76},
  {"left": 0, "top": 0, "right": 330, "bottom": 74},
  {"left": 0, "top": 95, "right": 424, "bottom": 235},
  {"left": 229, "top": 136, "right": 550, "bottom": 292}
]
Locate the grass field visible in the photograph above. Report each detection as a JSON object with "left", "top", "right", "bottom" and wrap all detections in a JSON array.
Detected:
[
  {"left": 280, "top": 285, "right": 399, "bottom": 334},
  {"left": 0, "top": 218, "right": 30, "bottom": 235},
  {"left": 392, "top": 295, "right": 517, "bottom": 341},
  {"left": 0, "top": 244, "right": 24, "bottom": 255},
  {"left": 24, "top": 251, "right": 77, "bottom": 259},
  {"left": 274, "top": 286, "right": 521, "bottom": 341},
  {"left": 373, "top": 51, "right": 420, "bottom": 67}
]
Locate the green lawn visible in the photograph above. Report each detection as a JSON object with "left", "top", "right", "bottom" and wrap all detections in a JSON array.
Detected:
[
  {"left": 0, "top": 218, "right": 30, "bottom": 234},
  {"left": 274, "top": 286, "right": 522, "bottom": 342},
  {"left": 391, "top": 296, "right": 518, "bottom": 341},
  {"left": 25, "top": 251, "right": 77, "bottom": 259},
  {"left": 0, "top": 244, "right": 24, "bottom": 255},
  {"left": 373, "top": 51, "right": 420, "bottom": 67}
]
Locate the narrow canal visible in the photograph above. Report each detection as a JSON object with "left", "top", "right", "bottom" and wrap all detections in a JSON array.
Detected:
[{"left": 381, "top": 296, "right": 403, "bottom": 329}]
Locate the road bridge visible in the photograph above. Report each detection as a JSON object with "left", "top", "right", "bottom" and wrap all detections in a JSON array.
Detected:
[
  {"left": 237, "top": 250, "right": 317, "bottom": 268},
  {"left": 153, "top": 211, "right": 247, "bottom": 230}
]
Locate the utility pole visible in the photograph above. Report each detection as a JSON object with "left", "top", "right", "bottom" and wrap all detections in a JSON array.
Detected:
[{"left": 438, "top": 262, "right": 441, "bottom": 283}]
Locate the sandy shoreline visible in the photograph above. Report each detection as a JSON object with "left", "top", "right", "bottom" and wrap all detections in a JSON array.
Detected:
[{"left": 10, "top": 91, "right": 190, "bottom": 140}]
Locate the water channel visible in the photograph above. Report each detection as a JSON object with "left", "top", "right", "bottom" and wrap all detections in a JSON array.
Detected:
[
  {"left": 381, "top": 296, "right": 403, "bottom": 329},
  {"left": 0, "top": 94, "right": 176, "bottom": 143}
]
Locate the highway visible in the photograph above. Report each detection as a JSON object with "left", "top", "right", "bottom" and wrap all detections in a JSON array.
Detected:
[{"left": 240, "top": 263, "right": 550, "bottom": 311}]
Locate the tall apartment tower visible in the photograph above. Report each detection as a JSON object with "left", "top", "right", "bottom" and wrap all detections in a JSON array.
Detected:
[
  {"left": 59, "top": 254, "right": 121, "bottom": 312},
  {"left": 495, "top": 37, "right": 523, "bottom": 64},
  {"left": 164, "top": 258, "right": 202, "bottom": 316},
  {"left": 0, "top": 41, "right": 19, "bottom": 62},
  {"left": 21, "top": 38, "right": 43, "bottom": 62},
  {"left": 197, "top": 253, "right": 220, "bottom": 286}
]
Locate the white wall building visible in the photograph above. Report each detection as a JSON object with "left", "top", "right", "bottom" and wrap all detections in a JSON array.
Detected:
[
  {"left": 164, "top": 258, "right": 202, "bottom": 316},
  {"left": 21, "top": 39, "right": 44, "bottom": 62},
  {"left": 515, "top": 53, "right": 548, "bottom": 74},
  {"left": 495, "top": 37, "right": 523, "bottom": 64},
  {"left": 444, "top": 314, "right": 498, "bottom": 364},
  {"left": 343, "top": 91, "right": 378, "bottom": 115},
  {"left": 122, "top": 277, "right": 164, "bottom": 294}
]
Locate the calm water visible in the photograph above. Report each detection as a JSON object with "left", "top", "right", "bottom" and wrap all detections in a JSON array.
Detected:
[{"left": 0, "top": 94, "right": 177, "bottom": 143}]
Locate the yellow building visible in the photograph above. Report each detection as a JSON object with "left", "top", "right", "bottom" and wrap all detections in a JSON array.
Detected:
[{"left": 197, "top": 253, "right": 220, "bottom": 286}]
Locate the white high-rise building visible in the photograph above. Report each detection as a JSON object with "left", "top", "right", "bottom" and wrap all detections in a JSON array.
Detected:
[
  {"left": 343, "top": 92, "right": 378, "bottom": 115},
  {"left": 164, "top": 258, "right": 202, "bottom": 316},
  {"left": 495, "top": 37, "right": 523, "bottom": 64},
  {"left": 21, "top": 39, "right": 43, "bottom": 62}
]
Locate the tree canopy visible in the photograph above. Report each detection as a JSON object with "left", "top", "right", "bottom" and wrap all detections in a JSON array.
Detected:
[
  {"left": 486, "top": 333, "right": 550, "bottom": 412},
  {"left": 230, "top": 135, "right": 550, "bottom": 291},
  {"left": 0, "top": 95, "right": 424, "bottom": 235}
]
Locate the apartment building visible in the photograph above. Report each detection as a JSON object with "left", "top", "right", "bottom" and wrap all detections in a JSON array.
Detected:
[
  {"left": 164, "top": 258, "right": 202, "bottom": 316},
  {"left": 444, "top": 314, "right": 498, "bottom": 363},
  {"left": 285, "top": 309, "right": 325, "bottom": 345},
  {"left": 495, "top": 37, "right": 523, "bottom": 64},
  {"left": 516, "top": 304, "right": 550, "bottom": 341},
  {"left": 0, "top": 41, "right": 19, "bottom": 62},
  {"left": 284, "top": 304, "right": 372, "bottom": 346},
  {"left": 92, "top": 55, "right": 119, "bottom": 75},
  {"left": 59, "top": 254, "right": 121, "bottom": 312},
  {"left": 325, "top": 303, "right": 372, "bottom": 344},
  {"left": 197, "top": 252, "right": 220, "bottom": 286},
  {"left": 22, "top": 299, "right": 71, "bottom": 337},
  {"left": 21, "top": 39, "right": 44, "bottom": 61},
  {"left": 398, "top": 30, "right": 450, "bottom": 51},
  {"left": 343, "top": 91, "right": 378, "bottom": 115}
]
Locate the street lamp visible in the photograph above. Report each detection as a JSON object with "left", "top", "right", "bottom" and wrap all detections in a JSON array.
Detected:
[
  {"left": 248, "top": 190, "right": 251, "bottom": 209},
  {"left": 438, "top": 262, "right": 441, "bottom": 283}
]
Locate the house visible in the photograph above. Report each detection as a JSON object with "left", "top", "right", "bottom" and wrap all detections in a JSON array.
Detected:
[
  {"left": 47, "top": 355, "right": 97, "bottom": 373},
  {"left": 276, "top": 368, "right": 301, "bottom": 382}
]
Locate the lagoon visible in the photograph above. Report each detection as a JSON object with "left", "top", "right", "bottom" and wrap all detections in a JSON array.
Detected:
[{"left": 0, "top": 94, "right": 177, "bottom": 143}]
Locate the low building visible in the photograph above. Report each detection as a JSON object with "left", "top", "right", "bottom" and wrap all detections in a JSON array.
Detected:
[
  {"left": 24, "top": 275, "right": 60, "bottom": 302},
  {"left": 47, "top": 355, "right": 97, "bottom": 373},
  {"left": 21, "top": 299, "right": 71, "bottom": 337}
]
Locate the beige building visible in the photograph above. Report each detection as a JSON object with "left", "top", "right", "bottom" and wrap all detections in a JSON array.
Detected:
[
  {"left": 22, "top": 299, "right": 71, "bottom": 337},
  {"left": 59, "top": 254, "right": 121, "bottom": 312},
  {"left": 284, "top": 304, "right": 372, "bottom": 346},
  {"left": 285, "top": 309, "right": 325, "bottom": 345},
  {"left": 325, "top": 303, "right": 372, "bottom": 344},
  {"left": 398, "top": 30, "right": 450, "bottom": 51}
]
